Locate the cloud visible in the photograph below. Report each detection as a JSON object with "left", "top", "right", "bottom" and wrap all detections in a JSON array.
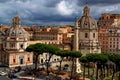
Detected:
[
  {"left": 90, "top": 3, "right": 120, "bottom": 19},
  {"left": 56, "top": 0, "right": 78, "bottom": 16},
  {"left": 0, "top": 0, "right": 119, "bottom": 26},
  {"left": 105, "top": 6, "right": 118, "bottom": 12},
  {"left": 85, "top": 0, "right": 120, "bottom": 5}
]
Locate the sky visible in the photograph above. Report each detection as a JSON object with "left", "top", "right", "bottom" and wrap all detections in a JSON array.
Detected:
[{"left": 0, "top": 0, "right": 119, "bottom": 26}]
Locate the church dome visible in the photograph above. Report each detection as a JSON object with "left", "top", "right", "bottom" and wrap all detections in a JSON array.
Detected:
[
  {"left": 6, "top": 26, "right": 27, "bottom": 37},
  {"left": 5, "top": 15, "right": 28, "bottom": 38},
  {"left": 78, "top": 5, "right": 97, "bottom": 29}
]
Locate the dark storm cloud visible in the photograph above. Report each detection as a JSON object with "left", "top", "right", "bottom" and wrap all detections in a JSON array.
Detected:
[
  {"left": 32, "top": 15, "right": 74, "bottom": 22},
  {"left": 0, "top": 0, "right": 9, "bottom": 3},
  {"left": 43, "top": 0, "right": 61, "bottom": 7},
  {"left": 88, "top": 0, "right": 120, "bottom": 5},
  {"left": 0, "top": 0, "right": 119, "bottom": 26},
  {"left": 76, "top": 0, "right": 120, "bottom": 7},
  {"left": 27, "top": 10, "right": 76, "bottom": 23}
]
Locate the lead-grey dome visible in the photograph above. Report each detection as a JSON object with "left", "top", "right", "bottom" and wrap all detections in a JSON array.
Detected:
[
  {"left": 6, "top": 26, "right": 27, "bottom": 37},
  {"left": 5, "top": 15, "right": 27, "bottom": 37},
  {"left": 78, "top": 5, "right": 97, "bottom": 30}
]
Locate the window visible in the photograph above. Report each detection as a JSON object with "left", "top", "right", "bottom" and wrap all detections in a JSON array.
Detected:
[
  {"left": 103, "top": 23, "right": 106, "bottom": 26},
  {"left": 54, "top": 59, "right": 56, "bottom": 61},
  {"left": 12, "top": 32, "right": 15, "bottom": 35},
  {"left": 85, "top": 33, "right": 88, "bottom": 38},
  {"left": 19, "top": 32, "right": 21, "bottom": 34},
  {"left": 110, "top": 45, "right": 112, "bottom": 48},
  {"left": 41, "top": 59, "right": 43, "bottom": 63},
  {"left": 27, "top": 57, "right": 30, "bottom": 61},
  {"left": 93, "top": 33, "right": 95, "bottom": 38},
  {"left": 117, "top": 38, "right": 119, "bottom": 41},
  {"left": 10, "top": 43, "right": 15, "bottom": 48},
  {"left": 113, "top": 45, "right": 115, "bottom": 48},
  {"left": 117, "top": 45, "right": 119, "bottom": 48},
  {"left": 20, "top": 44, "right": 23, "bottom": 49},
  {"left": 13, "top": 59, "right": 16, "bottom": 63},
  {"left": 57, "top": 58, "right": 59, "bottom": 61},
  {"left": 117, "top": 42, "right": 119, "bottom": 44},
  {"left": 20, "top": 58, "right": 23, "bottom": 64},
  {"left": 114, "top": 38, "right": 115, "bottom": 41},
  {"left": 110, "top": 38, "right": 112, "bottom": 41}
]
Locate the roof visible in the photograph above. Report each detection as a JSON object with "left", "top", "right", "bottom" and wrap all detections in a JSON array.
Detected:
[{"left": 78, "top": 5, "right": 97, "bottom": 30}]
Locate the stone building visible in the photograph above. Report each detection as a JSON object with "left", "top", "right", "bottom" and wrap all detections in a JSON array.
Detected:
[
  {"left": 0, "top": 25, "right": 74, "bottom": 51},
  {"left": 74, "top": 4, "right": 101, "bottom": 56},
  {"left": 0, "top": 14, "right": 33, "bottom": 67},
  {"left": 107, "top": 28, "right": 120, "bottom": 54},
  {"left": 29, "top": 26, "right": 73, "bottom": 50},
  {"left": 98, "top": 13, "right": 120, "bottom": 54},
  {"left": 98, "top": 13, "right": 120, "bottom": 28},
  {"left": 99, "top": 28, "right": 120, "bottom": 54},
  {"left": 28, "top": 26, "right": 74, "bottom": 70},
  {"left": 72, "top": 3, "right": 101, "bottom": 73},
  {"left": 98, "top": 28, "right": 108, "bottom": 53}
]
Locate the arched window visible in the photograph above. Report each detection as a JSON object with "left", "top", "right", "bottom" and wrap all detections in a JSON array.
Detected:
[
  {"left": 20, "top": 44, "right": 23, "bottom": 49},
  {"left": 85, "top": 33, "right": 88, "bottom": 38},
  {"left": 93, "top": 33, "right": 95, "bottom": 38},
  {"left": 13, "top": 59, "right": 16, "bottom": 63},
  {"left": 27, "top": 57, "right": 30, "bottom": 61},
  {"left": 41, "top": 59, "right": 43, "bottom": 63}
]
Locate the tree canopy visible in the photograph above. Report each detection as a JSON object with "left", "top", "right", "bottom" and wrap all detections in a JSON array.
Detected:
[{"left": 26, "top": 43, "right": 47, "bottom": 54}]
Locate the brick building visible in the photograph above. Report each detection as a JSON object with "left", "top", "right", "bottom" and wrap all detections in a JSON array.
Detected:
[{"left": 98, "top": 13, "right": 120, "bottom": 54}]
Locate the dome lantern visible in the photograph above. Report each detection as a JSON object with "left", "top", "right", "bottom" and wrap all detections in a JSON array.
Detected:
[
  {"left": 12, "top": 12, "right": 21, "bottom": 27},
  {"left": 83, "top": 5, "right": 90, "bottom": 16},
  {"left": 78, "top": 4, "right": 97, "bottom": 30}
]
